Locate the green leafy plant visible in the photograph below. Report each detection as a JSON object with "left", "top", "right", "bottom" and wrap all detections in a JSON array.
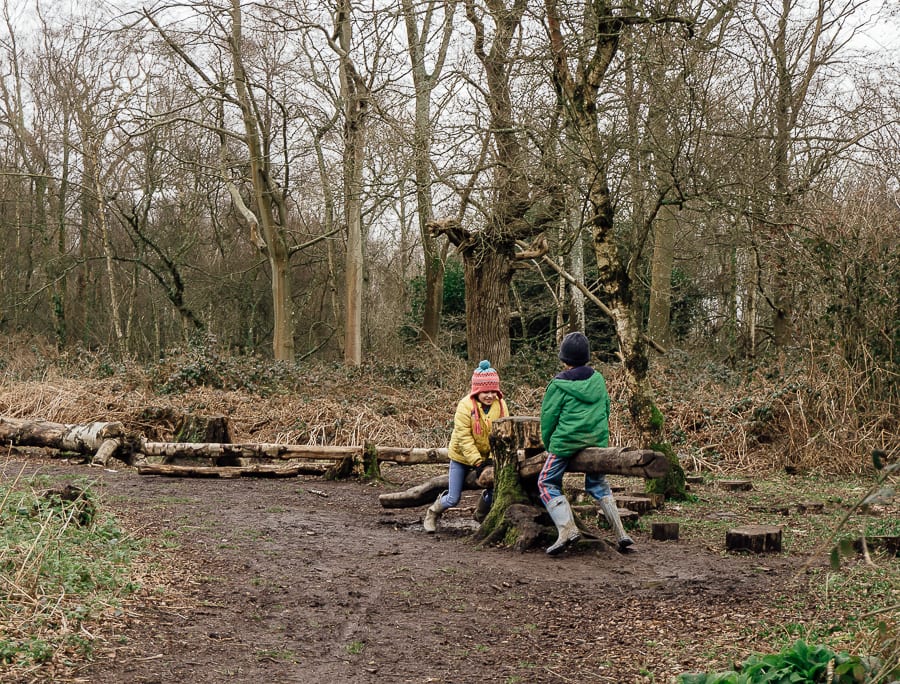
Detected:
[
  {"left": 1, "top": 476, "right": 142, "bottom": 673},
  {"left": 678, "top": 639, "right": 895, "bottom": 683}
]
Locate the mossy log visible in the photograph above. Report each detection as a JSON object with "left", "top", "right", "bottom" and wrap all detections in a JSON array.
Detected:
[
  {"left": 471, "top": 418, "right": 545, "bottom": 551},
  {"left": 378, "top": 429, "right": 671, "bottom": 510}
]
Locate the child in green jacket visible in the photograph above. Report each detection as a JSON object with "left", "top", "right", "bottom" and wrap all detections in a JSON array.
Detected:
[{"left": 538, "top": 332, "right": 634, "bottom": 554}]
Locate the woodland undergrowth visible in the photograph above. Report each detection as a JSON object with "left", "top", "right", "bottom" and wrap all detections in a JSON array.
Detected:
[{"left": 0, "top": 333, "right": 894, "bottom": 477}]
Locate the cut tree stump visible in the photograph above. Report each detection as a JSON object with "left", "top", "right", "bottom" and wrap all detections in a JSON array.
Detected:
[
  {"left": 726, "top": 525, "right": 782, "bottom": 553},
  {"left": 601, "top": 507, "right": 639, "bottom": 526},
  {"left": 614, "top": 495, "right": 654, "bottom": 515},
  {"left": 719, "top": 479, "right": 753, "bottom": 491},
  {"left": 651, "top": 522, "right": 679, "bottom": 541},
  {"left": 573, "top": 505, "right": 639, "bottom": 526},
  {"left": 796, "top": 501, "right": 825, "bottom": 513},
  {"left": 628, "top": 491, "right": 664, "bottom": 509}
]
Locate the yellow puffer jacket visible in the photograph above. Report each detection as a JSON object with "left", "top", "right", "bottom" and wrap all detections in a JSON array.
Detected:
[{"left": 447, "top": 395, "right": 509, "bottom": 467}]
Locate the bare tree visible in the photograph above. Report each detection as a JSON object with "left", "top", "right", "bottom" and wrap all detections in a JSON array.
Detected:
[
  {"left": 144, "top": 0, "right": 296, "bottom": 360},
  {"left": 739, "top": 0, "right": 883, "bottom": 348},
  {"left": 428, "top": 0, "right": 558, "bottom": 367},
  {"left": 401, "top": 0, "right": 457, "bottom": 344},
  {"left": 544, "top": 0, "right": 692, "bottom": 442}
]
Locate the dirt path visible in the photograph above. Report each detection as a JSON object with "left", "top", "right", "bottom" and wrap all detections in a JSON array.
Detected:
[{"left": 11, "top": 458, "right": 816, "bottom": 684}]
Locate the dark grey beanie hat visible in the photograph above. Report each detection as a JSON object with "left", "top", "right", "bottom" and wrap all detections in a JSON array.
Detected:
[{"left": 558, "top": 332, "right": 590, "bottom": 366}]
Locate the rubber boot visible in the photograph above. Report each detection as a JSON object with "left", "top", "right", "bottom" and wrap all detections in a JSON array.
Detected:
[
  {"left": 598, "top": 494, "right": 634, "bottom": 551},
  {"left": 545, "top": 496, "right": 581, "bottom": 555},
  {"left": 423, "top": 491, "right": 448, "bottom": 533},
  {"left": 474, "top": 490, "right": 492, "bottom": 523}
]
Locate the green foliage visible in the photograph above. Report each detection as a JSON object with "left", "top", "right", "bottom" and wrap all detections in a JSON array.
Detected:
[
  {"left": 0, "top": 479, "right": 142, "bottom": 671},
  {"left": 678, "top": 639, "right": 895, "bottom": 683},
  {"left": 154, "top": 334, "right": 297, "bottom": 395},
  {"left": 405, "top": 257, "right": 467, "bottom": 344},
  {"left": 0, "top": 637, "right": 54, "bottom": 666},
  {"left": 649, "top": 404, "right": 665, "bottom": 431}
]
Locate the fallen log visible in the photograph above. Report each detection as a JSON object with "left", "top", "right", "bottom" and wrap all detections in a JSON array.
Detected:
[
  {"left": 373, "top": 447, "right": 449, "bottom": 464},
  {"left": 517, "top": 447, "right": 670, "bottom": 480},
  {"left": 137, "top": 463, "right": 316, "bottom": 478},
  {"left": 0, "top": 416, "right": 128, "bottom": 456},
  {"left": 378, "top": 446, "right": 670, "bottom": 509},
  {"left": 138, "top": 441, "right": 449, "bottom": 464},
  {"left": 378, "top": 470, "right": 481, "bottom": 508},
  {"left": 139, "top": 440, "right": 363, "bottom": 461}
]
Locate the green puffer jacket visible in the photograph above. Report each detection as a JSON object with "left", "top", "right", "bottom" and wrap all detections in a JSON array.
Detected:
[{"left": 540, "top": 367, "right": 610, "bottom": 458}]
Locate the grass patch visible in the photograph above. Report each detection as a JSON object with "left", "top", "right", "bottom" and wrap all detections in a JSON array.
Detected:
[{"left": 0, "top": 466, "right": 143, "bottom": 679}]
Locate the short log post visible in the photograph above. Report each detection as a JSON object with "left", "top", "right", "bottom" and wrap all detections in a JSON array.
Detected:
[
  {"left": 629, "top": 491, "right": 665, "bottom": 509},
  {"left": 726, "top": 525, "right": 783, "bottom": 553},
  {"left": 719, "top": 479, "right": 753, "bottom": 492},
  {"left": 651, "top": 522, "right": 679, "bottom": 541},
  {"left": 614, "top": 495, "right": 654, "bottom": 515}
]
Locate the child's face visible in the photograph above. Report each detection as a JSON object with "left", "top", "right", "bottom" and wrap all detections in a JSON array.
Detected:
[{"left": 476, "top": 391, "right": 498, "bottom": 405}]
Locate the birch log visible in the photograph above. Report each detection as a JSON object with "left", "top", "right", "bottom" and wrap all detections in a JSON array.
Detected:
[{"left": 0, "top": 417, "right": 126, "bottom": 456}]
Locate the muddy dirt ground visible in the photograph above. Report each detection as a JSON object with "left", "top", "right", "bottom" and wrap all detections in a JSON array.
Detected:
[{"left": 7, "top": 456, "right": 827, "bottom": 684}]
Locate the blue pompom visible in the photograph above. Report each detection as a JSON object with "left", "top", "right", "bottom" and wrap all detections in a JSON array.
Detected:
[{"left": 477, "top": 360, "right": 491, "bottom": 372}]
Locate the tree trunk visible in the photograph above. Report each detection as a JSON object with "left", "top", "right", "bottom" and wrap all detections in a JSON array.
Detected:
[
  {"left": 337, "top": 0, "right": 367, "bottom": 366},
  {"left": 401, "top": 0, "right": 454, "bottom": 345},
  {"left": 471, "top": 417, "right": 542, "bottom": 550},
  {"left": 228, "top": 0, "right": 295, "bottom": 361},
  {"left": 464, "top": 247, "right": 513, "bottom": 365},
  {"left": 648, "top": 204, "right": 676, "bottom": 349}
]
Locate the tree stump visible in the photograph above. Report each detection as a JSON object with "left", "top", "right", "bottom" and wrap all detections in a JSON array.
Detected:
[
  {"left": 651, "top": 522, "right": 679, "bottom": 541},
  {"left": 579, "top": 505, "right": 639, "bottom": 527},
  {"left": 797, "top": 501, "right": 825, "bottom": 513},
  {"left": 719, "top": 479, "right": 753, "bottom": 491},
  {"left": 614, "top": 495, "right": 654, "bottom": 515},
  {"left": 628, "top": 490, "right": 664, "bottom": 509},
  {"left": 473, "top": 417, "right": 548, "bottom": 551},
  {"left": 726, "top": 525, "right": 782, "bottom": 553}
]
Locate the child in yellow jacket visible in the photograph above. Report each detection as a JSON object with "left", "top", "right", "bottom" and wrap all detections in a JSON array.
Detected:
[{"left": 424, "top": 360, "right": 508, "bottom": 533}]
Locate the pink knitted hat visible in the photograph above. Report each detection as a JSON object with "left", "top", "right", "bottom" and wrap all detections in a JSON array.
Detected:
[{"left": 470, "top": 360, "right": 502, "bottom": 397}]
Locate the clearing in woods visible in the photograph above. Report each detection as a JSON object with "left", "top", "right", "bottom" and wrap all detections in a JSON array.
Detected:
[{"left": 5, "top": 452, "right": 885, "bottom": 684}]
